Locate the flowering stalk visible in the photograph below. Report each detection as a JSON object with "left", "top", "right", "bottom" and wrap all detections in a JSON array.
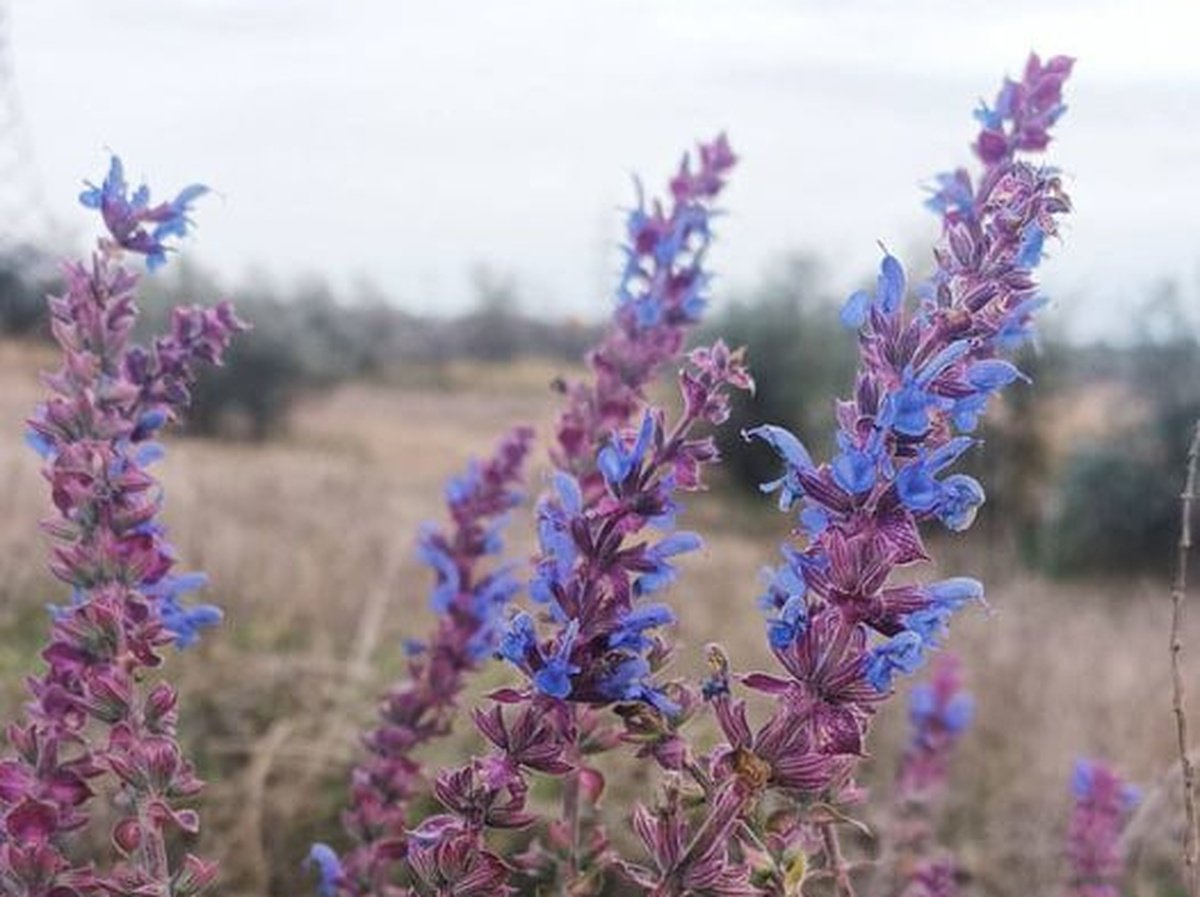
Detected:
[
  {"left": 882, "top": 655, "right": 973, "bottom": 897},
  {"left": 317, "top": 426, "right": 534, "bottom": 897},
  {"left": 731, "top": 52, "right": 1073, "bottom": 889},
  {"left": 1, "top": 157, "right": 244, "bottom": 897},
  {"left": 1064, "top": 759, "right": 1139, "bottom": 897},
  {"left": 310, "top": 137, "right": 739, "bottom": 897},
  {"left": 365, "top": 139, "right": 748, "bottom": 896},
  {"left": 447, "top": 341, "right": 750, "bottom": 894}
]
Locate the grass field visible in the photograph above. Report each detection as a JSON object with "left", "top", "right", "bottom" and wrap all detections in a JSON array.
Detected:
[{"left": 0, "top": 340, "right": 1193, "bottom": 896}]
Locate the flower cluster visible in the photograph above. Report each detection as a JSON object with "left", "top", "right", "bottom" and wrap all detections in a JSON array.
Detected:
[
  {"left": 322, "top": 426, "right": 534, "bottom": 896},
  {"left": 1064, "top": 759, "right": 1139, "bottom": 897},
  {"left": 748, "top": 52, "right": 1073, "bottom": 701},
  {"left": 507, "top": 341, "right": 752, "bottom": 714},
  {"left": 712, "top": 51, "right": 1073, "bottom": 885},
  {"left": 1, "top": 157, "right": 243, "bottom": 897},
  {"left": 883, "top": 655, "right": 974, "bottom": 897},
  {"left": 553, "top": 134, "right": 736, "bottom": 488},
  {"left": 304, "top": 57, "right": 1087, "bottom": 897},
  {"left": 402, "top": 339, "right": 753, "bottom": 895},
  {"left": 8, "top": 53, "right": 1166, "bottom": 897},
  {"left": 896, "top": 654, "right": 974, "bottom": 799}
]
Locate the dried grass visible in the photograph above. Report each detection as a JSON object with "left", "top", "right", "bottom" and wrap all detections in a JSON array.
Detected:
[{"left": 0, "top": 345, "right": 1193, "bottom": 895}]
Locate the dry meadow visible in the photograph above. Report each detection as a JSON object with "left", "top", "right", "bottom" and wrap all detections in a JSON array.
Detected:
[{"left": 0, "top": 341, "right": 1193, "bottom": 896}]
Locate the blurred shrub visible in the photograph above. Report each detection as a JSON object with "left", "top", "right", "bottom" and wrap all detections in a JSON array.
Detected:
[
  {"left": 187, "top": 306, "right": 306, "bottom": 439},
  {"left": 1041, "top": 447, "right": 1179, "bottom": 574},
  {"left": 701, "top": 254, "right": 858, "bottom": 493},
  {"left": 958, "top": 341, "right": 1063, "bottom": 564},
  {"left": 1039, "top": 287, "right": 1200, "bottom": 576},
  {"left": 0, "top": 246, "right": 56, "bottom": 338},
  {"left": 131, "top": 263, "right": 599, "bottom": 440}
]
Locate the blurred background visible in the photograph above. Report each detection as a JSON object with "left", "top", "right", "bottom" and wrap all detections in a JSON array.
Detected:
[{"left": 1, "top": 1, "right": 1199, "bottom": 894}]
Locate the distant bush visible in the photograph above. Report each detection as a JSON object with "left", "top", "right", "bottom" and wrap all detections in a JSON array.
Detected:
[
  {"left": 1040, "top": 289, "right": 1200, "bottom": 575},
  {"left": 701, "top": 254, "right": 858, "bottom": 494},
  {"left": 1043, "top": 447, "right": 1179, "bottom": 574},
  {"left": 0, "top": 246, "right": 56, "bottom": 338},
  {"left": 187, "top": 309, "right": 306, "bottom": 439}
]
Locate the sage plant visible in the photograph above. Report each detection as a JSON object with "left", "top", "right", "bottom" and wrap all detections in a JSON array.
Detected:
[
  {"left": 1, "top": 157, "right": 244, "bottom": 897},
  {"left": 324, "top": 425, "right": 534, "bottom": 896},
  {"left": 1064, "top": 760, "right": 1139, "bottom": 897},
  {"left": 405, "top": 139, "right": 740, "bottom": 895},
  {"left": 553, "top": 133, "right": 736, "bottom": 490},
  {"left": 883, "top": 655, "right": 973, "bottom": 897},
  {"left": 316, "top": 136, "right": 740, "bottom": 896},
  {"left": 724, "top": 50, "right": 1074, "bottom": 887}
]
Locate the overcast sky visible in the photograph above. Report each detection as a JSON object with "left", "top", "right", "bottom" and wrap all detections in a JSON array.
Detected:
[{"left": 7, "top": 0, "right": 1200, "bottom": 339}]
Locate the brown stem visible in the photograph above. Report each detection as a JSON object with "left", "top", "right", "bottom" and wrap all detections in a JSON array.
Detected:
[
  {"left": 1170, "top": 420, "right": 1200, "bottom": 897},
  {"left": 820, "top": 822, "right": 857, "bottom": 897},
  {"left": 562, "top": 706, "right": 582, "bottom": 880},
  {"left": 135, "top": 789, "right": 171, "bottom": 894}
]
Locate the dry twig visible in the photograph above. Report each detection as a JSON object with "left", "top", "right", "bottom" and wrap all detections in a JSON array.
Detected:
[{"left": 1170, "top": 420, "right": 1200, "bottom": 896}]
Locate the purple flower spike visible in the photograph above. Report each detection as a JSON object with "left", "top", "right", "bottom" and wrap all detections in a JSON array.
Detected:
[
  {"left": 379, "top": 139, "right": 747, "bottom": 896},
  {"left": 554, "top": 134, "right": 737, "bottom": 492},
  {"left": 506, "top": 342, "right": 751, "bottom": 717},
  {"left": 725, "top": 53, "right": 1072, "bottom": 887},
  {"left": 330, "top": 427, "right": 534, "bottom": 896},
  {"left": 1065, "top": 759, "right": 1138, "bottom": 897},
  {"left": 898, "top": 654, "right": 973, "bottom": 797},
  {"left": 973, "top": 53, "right": 1075, "bottom": 165},
  {"left": 2, "top": 160, "right": 243, "bottom": 896},
  {"left": 747, "top": 52, "right": 1073, "bottom": 717},
  {"left": 881, "top": 655, "right": 973, "bottom": 897}
]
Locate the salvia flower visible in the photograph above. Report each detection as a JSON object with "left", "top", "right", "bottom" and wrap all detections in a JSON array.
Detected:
[
  {"left": 506, "top": 342, "right": 751, "bottom": 717},
  {"left": 1064, "top": 759, "right": 1139, "bottom": 897},
  {"left": 727, "top": 53, "right": 1071, "bottom": 886},
  {"left": 747, "top": 53, "right": 1073, "bottom": 708},
  {"left": 80, "top": 155, "right": 209, "bottom": 271},
  {"left": 553, "top": 135, "right": 736, "bottom": 489},
  {"left": 382, "top": 140, "right": 747, "bottom": 896},
  {"left": 883, "top": 656, "right": 973, "bottom": 897},
  {"left": 1, "top": 157, "right": 243, "bottom": 897},
  {"left": 326, "top": 426, "right": 534, "bottom": 897}
]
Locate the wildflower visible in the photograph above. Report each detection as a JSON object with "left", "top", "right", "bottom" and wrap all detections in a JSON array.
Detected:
[
  {"left": 393, "top": 139, "right": 744, "bottom": 895},
  {"left": 80, "top": 155, "right": 208, "bottom": 271},
  {"left": 879, "top": 656, "right": 974, "bottom": 897},
  {"left": 733, "top": 58, "right": 1073, "bottom": 886},
  {"left": 633, "top": 531, "right": 703, "bottom": 596},
  {"left": 505, "top": 344, "right": 749, "bottom": 719},
  {"left": 897, "top": 654, "right": 974, "bottom": 796},
  {"left": 553, "top": 135, "right": 737, "bottom": 486},
  {"left": 1065, "top": 759, "right": 1139, "bottom": 897},
  {"left": 598, "top": 411, "right": 656, "bottom": 487},
  {"left": 742, "top": 424, "right": 815, "bottom": 510},
  {"left": 973, "top": 53, "right": 1074, "bottom": 164},
  {"left": 306, "top": 844, "right": 343, "bottom": 897},
  {"left": 331, "top": 428, "right": 534, "bottom": 895},
  {"left": 1, "top": 159, "right": 241, "bottom": 896},
  {"left": 532, "top": 621, "right": 581, "bottom": 699}
]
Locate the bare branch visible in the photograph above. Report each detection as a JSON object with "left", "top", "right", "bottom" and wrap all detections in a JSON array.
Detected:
[{"left": 1170, "top": 420, "right": 1200, "bottom": 896}]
